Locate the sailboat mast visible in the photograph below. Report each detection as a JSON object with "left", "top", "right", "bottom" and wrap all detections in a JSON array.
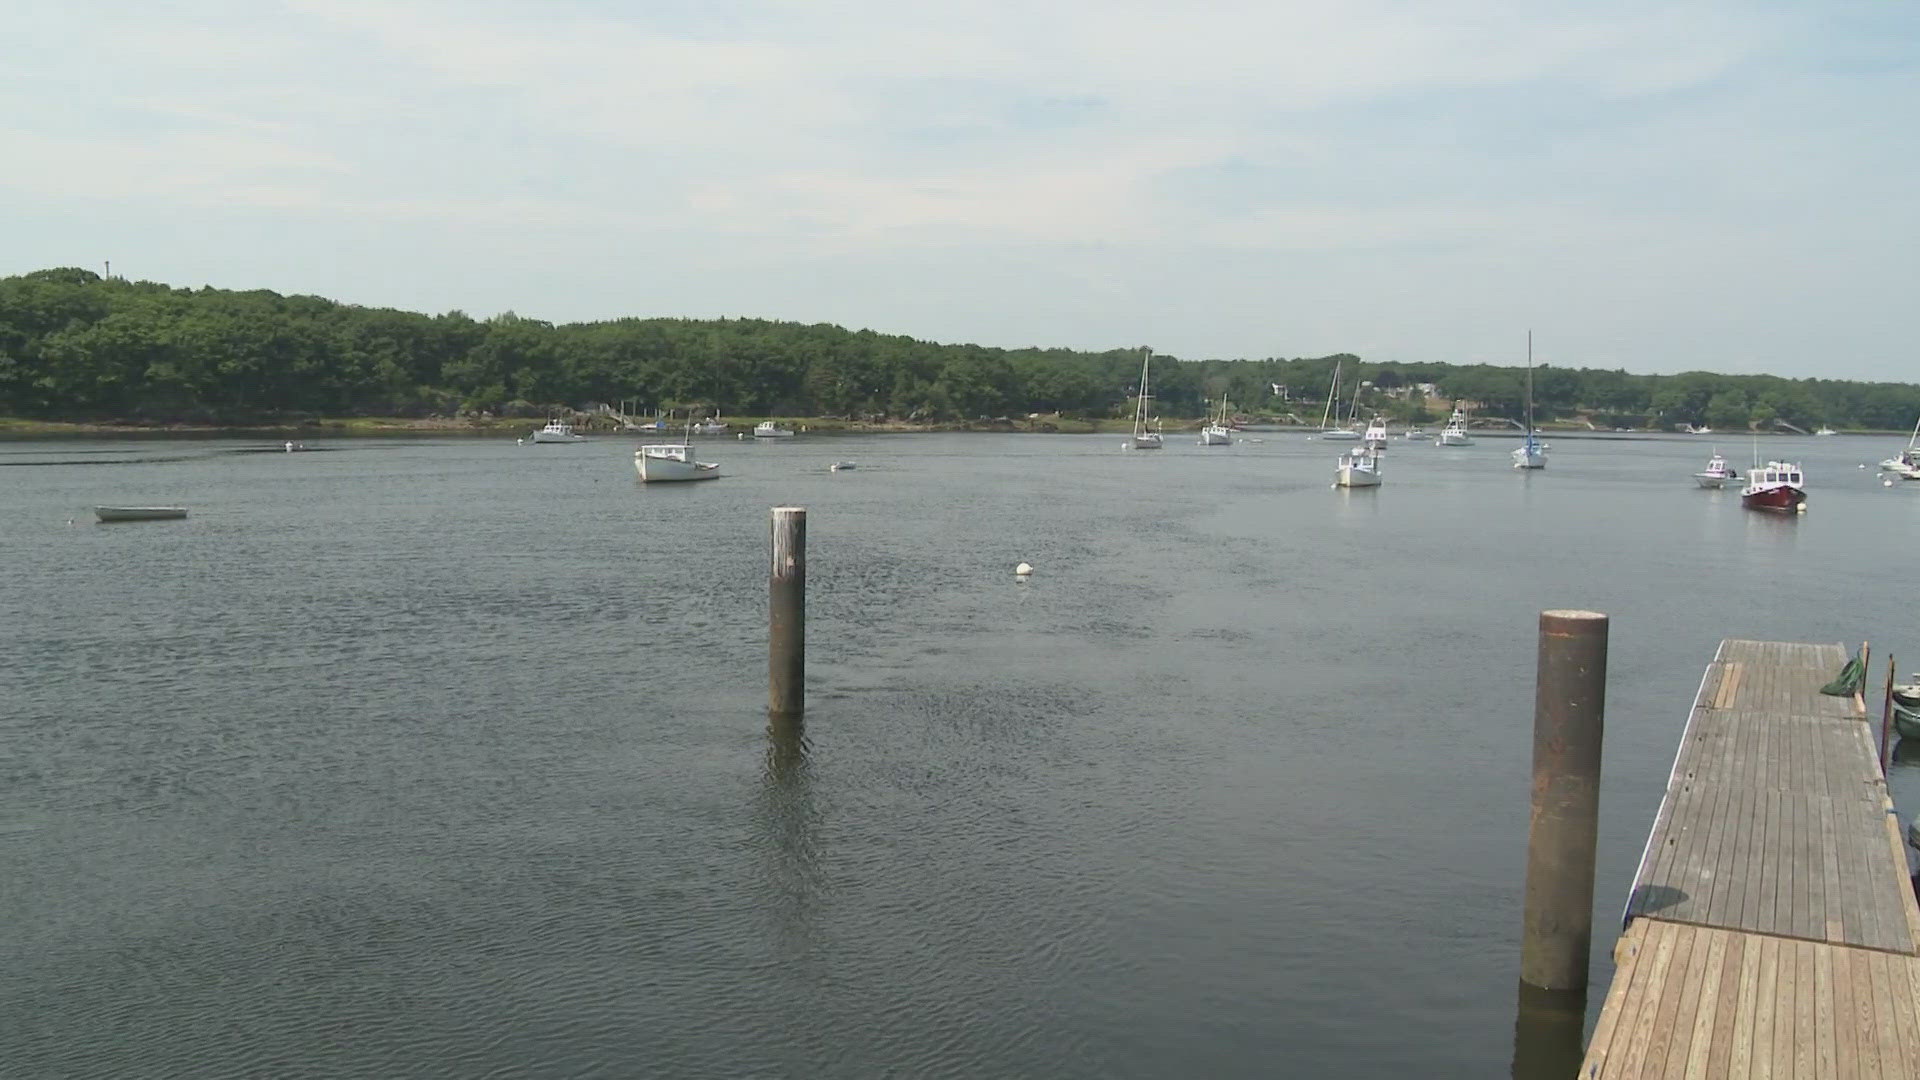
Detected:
[
  {"left": 1135, "top": 347, "right": 1151, "bottom": 434},
  {"left": 1320, "top": 361, "right": 1340, "bottom": 429},
  {"left": 1524, "top": 331, "right": 1535, "bottom": 436}
]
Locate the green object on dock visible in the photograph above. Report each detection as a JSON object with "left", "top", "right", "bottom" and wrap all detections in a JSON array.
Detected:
[{"left": 1817, "top": 649, "right": 1864, "bottom": 696}]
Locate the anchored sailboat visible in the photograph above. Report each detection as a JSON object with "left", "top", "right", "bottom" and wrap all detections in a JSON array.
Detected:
[
  {"left": 1127, "top": 347, "right": 1163, "bottom": 450},
  {"left": 1511, "top": 333, "right": 1546, "bottom": 469}
]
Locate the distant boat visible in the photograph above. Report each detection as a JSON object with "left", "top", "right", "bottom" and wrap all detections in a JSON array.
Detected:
[
  {"left": 95, "top": 506, "right": 187, "bottom": 522},
  {"left": 1437, "top": 408, "right": 1473, "bottom": 446},
  {"left": 1317, "top": 361, "right": 1360, "bottom": 440},
  {"left": 1199, "top": 395, "right": 1233, "bottom": 446},
  {"left": 1403, "top": 427, "right": 1427, "bottom": 440},
  {"left": 531, "top": 419, "right": 587, "bottom": 443},
  {"left": 1127, "top": 348, "right": 1163, "bottom": 450},
  {"left": 1334, "top": 445, "right": 1382, "bottom": 487},
  {"left": 1362, "top": 416, "right": 1388, "bottom": 448},
  {"left": 753, "top": 421, "right": 796, "bottom": 438},
  {"left": 1511, "top": 333, "right": 1546, "bottom": 469},
  {"left": 829, "top": 461, "right": 856, "bottom": 472},
  {"left": 1741, "top": 460, "right": 1807, "bottom": 513},
  {"left": 690, "top": 417, "right": 729, "bottom": 435},
  {"left": 1814, "top": 425, "right": 1837, "bottom": 436},
  {"left": 1692, "top": 450, "right": 1739, "bottom": 488}
]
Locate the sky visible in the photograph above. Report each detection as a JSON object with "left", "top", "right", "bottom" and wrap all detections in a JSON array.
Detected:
[{"left": 3, "top": 1, "right": 1916, "bottom": 379}]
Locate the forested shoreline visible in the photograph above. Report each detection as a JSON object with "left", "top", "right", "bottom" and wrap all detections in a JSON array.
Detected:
[{"left": 1, "top": 267, "right": 1911, "bottom": 431}]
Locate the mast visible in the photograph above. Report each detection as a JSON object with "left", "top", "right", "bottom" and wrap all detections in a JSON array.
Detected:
[
  {"left": 1524, "top": 331, "right": 1535, "bottom": 440},
  {"left": 1320, "top": 361, "right": 1341, "bottom": 429},
  {"left": 1134, "top": 347, "right": 1151, "bottom": 435}
]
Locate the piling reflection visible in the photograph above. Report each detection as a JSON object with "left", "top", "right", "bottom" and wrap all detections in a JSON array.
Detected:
[
  {"left": 756, "top": 715, "right": 826, "bottom": 955},
  {"left": 1510, "top": 981, "right": 1587, "bottom": 1080}
]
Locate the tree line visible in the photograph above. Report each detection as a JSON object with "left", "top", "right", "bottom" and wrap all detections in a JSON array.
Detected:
[{"left": 1, "top": 267, "right": 1913, "bottom": 430}]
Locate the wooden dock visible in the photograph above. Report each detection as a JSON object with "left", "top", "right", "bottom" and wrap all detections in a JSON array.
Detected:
[{"left": 1581, "top": 640, "right": 1920, "bottom": 1077}]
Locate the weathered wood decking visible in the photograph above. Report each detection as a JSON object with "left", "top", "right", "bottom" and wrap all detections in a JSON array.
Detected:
[{"left": 1582, "top": 640, "right": 1920, "bottom": 1078}]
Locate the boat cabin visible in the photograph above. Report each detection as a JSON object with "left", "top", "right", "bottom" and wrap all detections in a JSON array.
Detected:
[{"left": 1749, "top": 462, "right": 1804, "bottom": 487}]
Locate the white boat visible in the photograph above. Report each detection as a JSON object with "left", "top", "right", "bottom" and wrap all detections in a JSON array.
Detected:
[
  {"left": 1692, "top": 450, "right": 1740, "bottom": 488},
  {"left": 1403, "top": 427, "right": 1427, "bottom": 440},
  {"left": 634, "top": 441, "right": 720, "bottom": 482},
  {"left": 1199, "top": 395, "right": 1233, "bottom": 446},
  {"left": 1511, "top": 333, "right": 1546, "bottom": 469},
  {"left": 1437, "top": 408, "right": 1473, "bottom": 446},
  {"left": 690, "top": 417, "right": 729, "bottom": 435},
  {"left": 1878, "top": 418, "right": 1920, "bottom": 474},
  {"left": 530, "top": 419, "right": 587, "bottom": 443},
  {"left": 95, "top": 506, "right": 188, "bottom": 522},
  {"left": 1814, "top": 425, "right": 1837, "bottom": 436},
  {"left": 1317, "top": 361, "right": 1361, "bottom": 440},
  {"left": 1126, "top": 348, "right": 1163, "bottom": 450},
  {"left": 1334, "top": 445, "right": 1382, "bottom": 487},
  {"left": 1363, "top": 416, "right": 1388, "bottom": 448},
  {"left": 753, "top": 421, "right": 796, "bottom": 438}
]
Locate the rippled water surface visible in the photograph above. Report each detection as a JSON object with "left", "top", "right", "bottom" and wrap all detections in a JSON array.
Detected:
[{"left": 6, "top": 430, "right": 1919, "bottom": 1078}]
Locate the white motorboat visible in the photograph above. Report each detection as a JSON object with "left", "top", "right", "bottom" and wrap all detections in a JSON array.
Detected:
[
  {"left": 1199, "top": 395, "right": 1233, "bottom": 446},
  {"left": 829, "top": 461, "right": 856, "bottom": 472},
  {"left": 1814, "top": 425, "right": 1837, "bottom": 436},
  {"left": 95, "top": 506, "right": 188, "bottom": 522},
  {"left": 690, "top": 417, "right": 729, "bottom": 435},
  {"left": 1126, "top": 348, "right": 1163, "bottom": 450},
  {"left": 1317, "top": 361, "right": 1361, "bottom": 440},
  {"left": 1334, "top": 445, "right": 1382, "bottom": 487},
  {"left": 1692, "top": 451, "right": 1740, "bottom": 488},
  {"left": 1878, "top": 418, "right": 1920, "bottom": 474},
  {"left": 530, "top": 419, "right": 587, "bottom": 443},
  {"left": 1511, "top": 334, "right": 1546, "bottom": 470},
  {"left": 1437, "top": 408, "right": 1473, "bottom": 446},
  {"left": 1363, "top": 416, "right": 1388, "bottom": 448},
  {"left": 634, "top": 443, "right": 720, "bottom": 482},
  {"left": 753, "top": 421, "right": 796, "bottom": 438},
  {"left": 1403, "top": 427, "right": 1427, "bottom": 440}
]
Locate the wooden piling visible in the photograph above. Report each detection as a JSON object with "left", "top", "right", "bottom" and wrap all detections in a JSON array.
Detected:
[
  {"left": 1520, "top": 609, "right": 1609, "bottom": 994},
  {"left": 1880, "top": 654, "right": 1896, "bottom": 772},
  {"left": 769, "top": 506, "right": 806, "bottom": 719}
]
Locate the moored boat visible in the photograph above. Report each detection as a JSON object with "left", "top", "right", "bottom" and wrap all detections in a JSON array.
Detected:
[
  {"left": 1437, "top": 408, "right": 1473, "bottom": 446},
  {"left": 1126, "top": 348, "right": 1163, "bottom": 450},
  {"left": 1363, "top": 416, "right": 1388, "bottom": 448},
  {"left": 753, "top": 421, "right": 796, "bottom": 438},
  {"left": 690, "top": 417, "right": 729, "bottom": 435},
  {"left": 1199, "top": 395, "right": 1233, "bottom": 446},
  {"left": 634, "top": 443, "right": 720, "bottom": 482},
  {"left": 1334, "top": 445, "right": 1382, "bottom": 487},
  {"left": 95, "top": 506, "right": 188, "bottom": 522},
  {"left": 530, "top": 419, "right": 587, "bottom": 443},
  {"left": 1510, "top": 334, "right": 1546, "bottom": 469},
  {"left": 1740, "top": 460, "right": 1807, "bottom": 513},
  {"left": 1693, "top": 451, "right": 1739, "bottom": 488}
]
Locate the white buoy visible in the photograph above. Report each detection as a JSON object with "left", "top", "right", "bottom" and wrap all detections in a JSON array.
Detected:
[
  {"left": 516, "top": 437, "right": 524, "bottom": 445},
  {"left": 1015, "top": 562, "right": 1033, "bottom": 577},
  {"left": 1884, "top": 477, "right": 1894, "bottom": 487}
]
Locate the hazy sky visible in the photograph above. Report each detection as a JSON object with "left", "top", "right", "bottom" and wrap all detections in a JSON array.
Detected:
[{"left": 5, "top": 1, "right": 1916, "bottom": 378}]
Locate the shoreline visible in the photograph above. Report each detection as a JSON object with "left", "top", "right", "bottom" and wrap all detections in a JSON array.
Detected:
[{"left": 0, "top": 416, "right": 1897, "bottom": 440}]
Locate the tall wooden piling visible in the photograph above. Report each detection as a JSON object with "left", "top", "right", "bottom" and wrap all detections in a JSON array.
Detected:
[
  {"left": 769, "top": 506, "right": 806, "bottom": 719},
  {"left": 1520, "top": 609, "right": 1608, "bottom": 994}
]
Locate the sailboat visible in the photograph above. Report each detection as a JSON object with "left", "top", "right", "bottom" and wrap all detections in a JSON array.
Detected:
[
  {"left": 1199, "top": 395, "right": 1233, "bottom": 446},
  {"left": 1511, "top": 333, "right": 1546, "bottom": 469},
  {"left": 1127, "top": 348, "right": 1163, "bottom": 450},
  {"left": 1877, "top": 417, "right": 1920, "bottom": 477},
  {"left": 1437, "top": 407, "right": 1473, "bottom": 446},
  {"left": 1318, "top": 361, "right": 1360, "bottom": 440}
]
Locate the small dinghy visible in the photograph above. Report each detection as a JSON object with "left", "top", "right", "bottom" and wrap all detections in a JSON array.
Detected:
[
  {"left": 829, "top": 461, "right": 856, "bottom": 472},
  {"left": 95, "top": 506, "right": 188, "bottom": 522}
]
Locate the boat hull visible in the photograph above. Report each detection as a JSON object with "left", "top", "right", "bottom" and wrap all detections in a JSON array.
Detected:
[
  {"left": 531, "top": 432, "right": 586, "bottom": 443},
  {"left": 1198, "top": 426, "right": 1231, "bottom": 446},
  {"left": 1319, "top": 430, "right": 1361, "bottom": 441},
  {"left": 1693, "top": 473, "right": 1736, "bottom": 488},
  {"left": 1741, "top": 485, "right": 1806, "bottom": 512},
  {"left": 95, "top": 506, "right": 188, "bottom": 521},
  {"left": 1334, "top": 465, "right": 1381, "bottom": 487},
  {"left": 753, "top": 425, "right": 795, "bottom": 438},
  {"left": 1127, "top": 434, "right": 1163, "bottom": 450},
  {"left": 1437, "top": 432, "right": 1472, "bottom": 446}
]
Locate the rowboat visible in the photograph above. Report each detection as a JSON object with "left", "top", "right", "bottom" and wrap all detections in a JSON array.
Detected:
[{"left": 95, "top": 506, "right": 188, "bottom": 522}]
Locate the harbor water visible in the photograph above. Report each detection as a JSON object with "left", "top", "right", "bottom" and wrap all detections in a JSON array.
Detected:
[{"left": 5, "top": 430, "right": 1918, "bottom": 1077}]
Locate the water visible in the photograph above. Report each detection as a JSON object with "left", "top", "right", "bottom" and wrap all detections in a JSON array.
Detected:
[{"left": 5, "top": 431, "right": 1918, "bottom": 1078}]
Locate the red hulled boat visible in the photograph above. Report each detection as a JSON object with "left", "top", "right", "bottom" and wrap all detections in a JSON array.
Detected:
[{"left": 1740, "top": 460, "right": 1807, "bottom": 513}]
